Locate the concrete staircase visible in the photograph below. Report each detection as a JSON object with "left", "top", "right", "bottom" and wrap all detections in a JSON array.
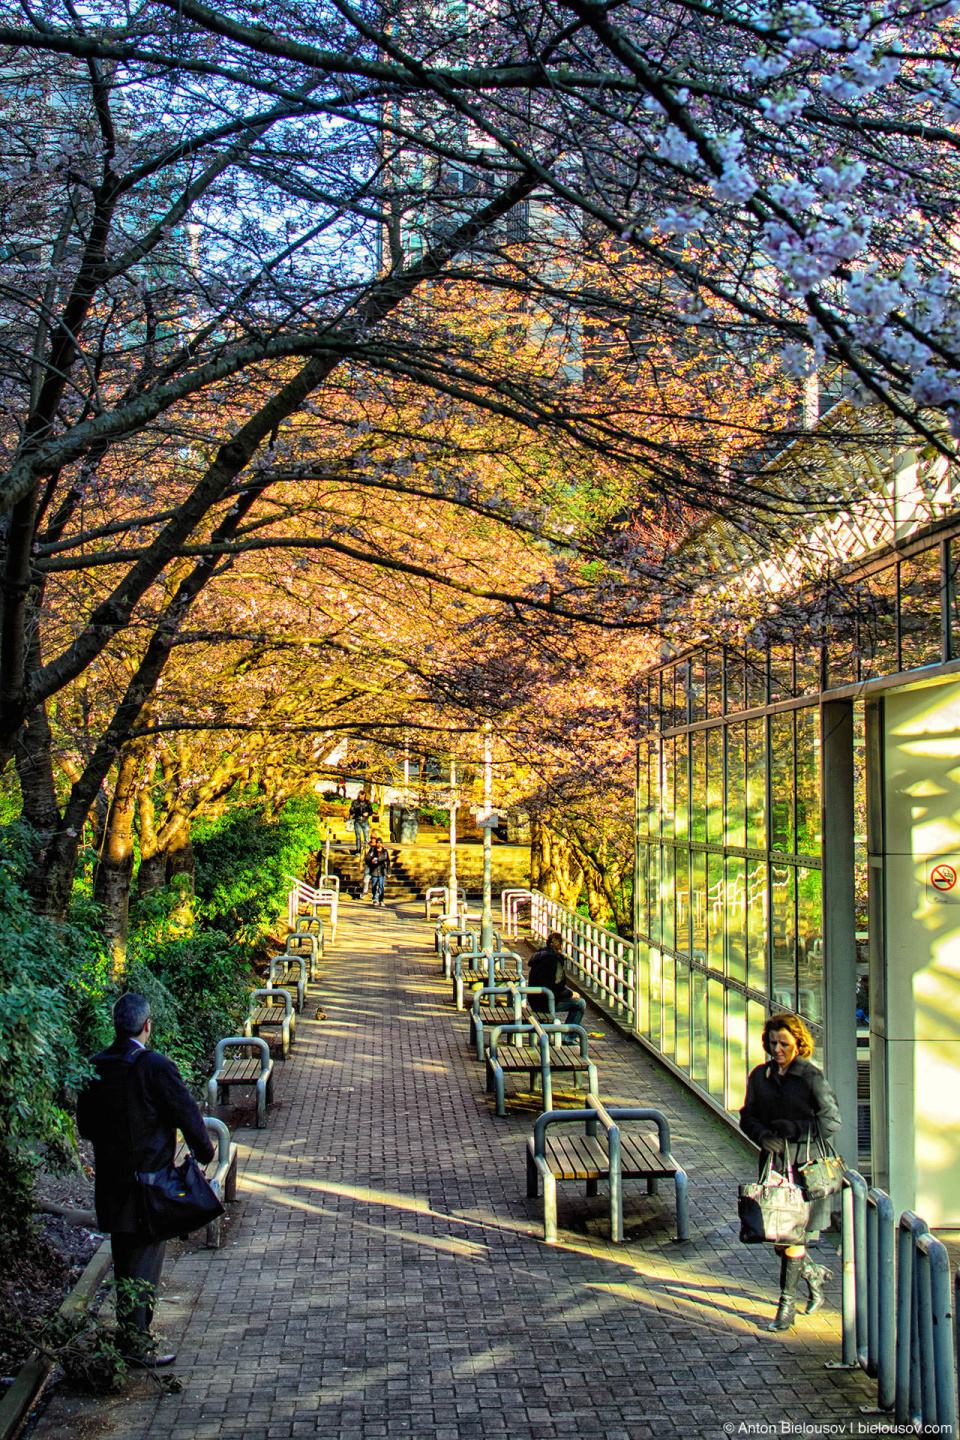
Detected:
[{"left": 331, "top": 848, "right": 422, "bottom": 903}]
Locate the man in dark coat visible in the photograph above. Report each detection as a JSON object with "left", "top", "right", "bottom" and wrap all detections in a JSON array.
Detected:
[
  {"left": 527, "top": 931, "right": 586, "bottom": 1028},
  {"left": 76, "top": 993, "right": 214, "bottom": 1366},
  {"left": 349, "top": 792, "right": 374, "bottom": 853},
  {"left": 365, "top": 835, "right": 392, "bottom": 906}
]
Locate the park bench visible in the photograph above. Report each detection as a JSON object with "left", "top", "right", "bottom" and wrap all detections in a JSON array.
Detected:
[
  {"left": 285, "top": 928, "right": 321, "bottom": 982},
  {"left": 452, "top": 947, "right": 523, "bottom": 1010},
  {"left": 439, "top": 924, "right": 511, "bottom": 980},
  {"left": 173, "top": 1116, "right": 239, "bottom": 1248},
  {"left": 425, "top": 884, "right": 466, "bottom": 920},
  {"left": 525, "top": 1097, "right": 690, "bottom": 1244},
  {"left": 244, "top": 987, "right": 295, "bottom": 1060},
  {"left": 268, "top": 953, "right": 306, "bottom": 1012},
  {"left": 469, "top": 983, "right": 555, "bottom": 1060},
  {"left": 207, "top": 1035, "right": 275, "bottom": 1128},
  {"left": 486, "top": 1018, "right": 599, "bottom": 1116}
]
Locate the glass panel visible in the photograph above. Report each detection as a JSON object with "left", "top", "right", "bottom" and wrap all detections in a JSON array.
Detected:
[
  {"left": 636, "top": 677, "right": 651, "bottom": 732},
  {"left": 649, "top": 946, "right": 662, "bottom": 1047},
  {"left": 707, "top": 853, "right": 724, "bottom": 972},
  {"left": 726, "top": 649, "right": 745, "bottom": 714},
  {"left": 690, "top": 731, "right": 707, "bottom": 843},
  {"left": 648, "top": 843, "right": 661, "bottom": 944},
  {"left": 726, "top": 856, "right": 746, "bottom": 982},
  {"left": 675, "top": 735, "right": 689, "bottom": 842},
  {"left": 649, "top": 738, "right": 662, "bottom": 837},
  {"left": 689, "top": 658, "right": 706, "bottom": 723},
  {"left": 706, "top": 727, "right": 724, "bottom": 844},
  {"left": 795, "top": 644, "right": 822, "bottom": 697},
  {"left": 691, "top": 850, "right": 707, "bottom": 962},
  {"left": 949, "top": 540, "right": 960, "bottom": 661},
  {"left": 707, "top": 652, "right": 724, "bottom": 718},
  {"left": 726, "top": 989, "right": 748, "bottom": 1112},
  {"left": 771, "top": 863, "right": 796, "bottom": 1010},
  {"left": 746, "top": 718, "right": 767, "bottom": 850},
  {"left": 674, "top": 846, "right": 690, "bottom": 957},
  {"left": 662, "top": 737, "right": 675, "bottom": 842},
  {"left": 795, "top": 707, "right": 822, "bottom": 856},
  {"left": 637, "top": 748, "right": 649, "bottom": 837},
  {"left": 726, "top": 723, "right": 746, "bottom": 848},
  {"left": 675, "top": 962, "right": 690, "bottom": 1070},
  {"left": 797, "top": 866, "right": 823, "bottom": 1023},
  {"left": 636, "top": 842, "right": 650, "bottom": 936},
  {"left": 900, "top": 547, "right": 942, "bottom": 671},
  {"left": 660, "top": 844, "right": 675, "bottom": 952},
  {"left": 769, "top": 642, "right": 795, "bottom": 702},
  {"left": 691, "top": 970, "right": 708, "bottom": 1085},
  {"left": 746, "top": 859, "right": 768, "bottom": 994},
  {"left": 770, "top": 711, "right": 795, "bottom": 854},
  {"left": 858, "top": 565, "right": 898, "bottom": 679},
  {"left": 747, "top": 1000, "right": 768, "bottom": 1074},
  {"left": 637, "top": 941, "right": 650, "bottom": 1035},
  {"left": 707, "top": 979, "right": 725, "bottom": 1101},
  {"left": 746, "top": 647, "right": 768, "bottom": 709},
  {"left": 661, "top": 951, "right": 676, "bottom": 1057},
  {"left": 827, "top": 603, "right": 858, "bottom": 688}
]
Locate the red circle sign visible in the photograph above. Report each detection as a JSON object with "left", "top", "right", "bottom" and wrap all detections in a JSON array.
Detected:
[{"left": 931, "top": 863, "right": 957, "bottom": 892}]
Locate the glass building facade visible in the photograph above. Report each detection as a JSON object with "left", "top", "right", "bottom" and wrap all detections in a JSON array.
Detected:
[{"left": 634, "top": 523, "right": 960, "bottom": 1149}]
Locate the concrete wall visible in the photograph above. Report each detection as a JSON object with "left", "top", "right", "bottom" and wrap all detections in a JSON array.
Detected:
[{"left": 878, "top": 678, "right": 960, "bottom": 1224}]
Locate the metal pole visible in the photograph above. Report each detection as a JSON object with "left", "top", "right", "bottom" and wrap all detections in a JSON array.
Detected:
[
  {"left": 449, "top": 758, "right": 458, "bottom": 906},
  {"left": 324, "top": 825, "right": 331, "bottom": 879},
  {"left": 481, "top": 722, "right": 494, "bottom": 955}
]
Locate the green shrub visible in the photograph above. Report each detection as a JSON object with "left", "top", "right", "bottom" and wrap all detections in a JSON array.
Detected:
[{"left": 0, "top": 823, "right": 112, "bottom": 1239}]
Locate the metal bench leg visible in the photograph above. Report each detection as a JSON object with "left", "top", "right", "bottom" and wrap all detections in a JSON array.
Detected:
[
  {"left": 281, "top": 1020, "right": 290, "bottom": 1060},
  {"left": 674, "top": 1167, "right": 690, "bottom": 1242},
  {"left": 647, "top": 1178, "right": 659, "bottom": 1195},
  {"left": 586, "top": 1178, "right": 598, "bottom": 1198},
  {"left": 475, "top": 1021, "right": 485, "bottom": 1063},
  {"left": 526, "top": 1148, "right": 539, "bottom": 1199},
  {"left": 225, "top": 1152, "right": 238, "bottom": 1202},
  {"left": 541, "top": 1062, "right": 552, "bottom": 1114},
  {"left": 266, "top": 1068, "right": 275, "bottom": 1104},
  {"left": 543, "top": 1174, "right": 558, "bottom": 1244},
  {"left": 256, "top": 1077, "right": 267, "bottom": 1128},
  {"left": 610, "top": 1157, "right": 623, "bottom": 1244},
  {"left": 494, "top": 1065, "right": 506, "bottom": 1117},
  {"left": 207, "top": 1078, "right": 219, "bottom": 1114}
]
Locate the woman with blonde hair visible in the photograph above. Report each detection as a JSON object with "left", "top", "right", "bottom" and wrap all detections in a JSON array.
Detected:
[{"left": 740, "top": 1013, "right": 841, "bottom": 1332}]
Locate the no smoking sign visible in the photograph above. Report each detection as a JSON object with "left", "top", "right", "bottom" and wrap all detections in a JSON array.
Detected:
[{"left": 926, "top": 857, "right": 960, "bottom": 904}]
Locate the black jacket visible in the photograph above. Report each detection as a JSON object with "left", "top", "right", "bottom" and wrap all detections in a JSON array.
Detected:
[
  {"left": 365, "top": 843, "right": 391, "bottom": 877},
  {"left": 349, "top": 797, "right": 373, "bottom": 821},
  {"left": 740, "top": 1055, "right": 841, "bottom": 1169},
  {"left": 76, "top": 1037, "right": 214, "bottom": 1234},
  {"left": 527, "top": 945, "right": 572, "bottom": 1011}
]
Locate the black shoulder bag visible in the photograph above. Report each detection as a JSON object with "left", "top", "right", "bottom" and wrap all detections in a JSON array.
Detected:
[{"left": 126, "top": 1051, "right": 224, "bottom": 1243}]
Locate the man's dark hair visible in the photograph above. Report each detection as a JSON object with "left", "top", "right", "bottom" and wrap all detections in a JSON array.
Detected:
[
  {"left": 546, "top": 931, "right": 564, "bottom": 951},
  {"left": 114, "top": 992, "right": 150, "bottom": 1038}
]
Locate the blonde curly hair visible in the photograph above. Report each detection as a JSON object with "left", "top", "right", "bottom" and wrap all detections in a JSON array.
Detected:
[{"left": 762, "top": 1012, "right": 814, "bottom": 1059}]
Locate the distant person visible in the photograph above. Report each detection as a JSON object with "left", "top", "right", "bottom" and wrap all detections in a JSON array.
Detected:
[
  {"left": 365, "top": 836, "right": 392, "bottom": 906},
  {"left": 527, "top": 931, "right": 585, "bottom": 1028},
  {"left": 76, "top": 994, "right": 214, "bottom": 1367},
  {"left": 336, "top": 772, "right": 347, "bottom": 798},
  {"left": 349, "top": 792, "right": 373, "bottom": 853}
]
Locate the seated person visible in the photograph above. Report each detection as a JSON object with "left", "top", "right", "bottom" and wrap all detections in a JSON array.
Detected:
[{"left": 527, "top": 931, "right": 586, "bottom": 1029}]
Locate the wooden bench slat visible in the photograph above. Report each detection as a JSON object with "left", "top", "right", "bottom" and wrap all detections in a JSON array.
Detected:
[
  {"left": 544, "top": 1134, "right": 608, "bottom": 1180},
  {"left": 249, "top": 1007, "right": 287, "bottom": 1025},
  {"left": 219, "top": 1060, "right": 263, "bottom": 1082},
  {"left": 619, "top": 1134, "right": 678, "bottom": 1178}
]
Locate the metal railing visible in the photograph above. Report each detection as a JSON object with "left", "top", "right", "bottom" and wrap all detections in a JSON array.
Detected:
[
  {"left": 529, "top": 891, "right": 635, "bottom": 1025},
  {"left": 836, "top": 1171, "right": 956, "bottom": 1435}
]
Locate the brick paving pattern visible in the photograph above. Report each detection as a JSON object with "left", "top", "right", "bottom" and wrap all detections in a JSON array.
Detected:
[{"left": 41, "top": 897, "right": 880, "bottom": 1440}]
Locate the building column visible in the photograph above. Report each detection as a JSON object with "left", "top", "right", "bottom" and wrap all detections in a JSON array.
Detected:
[{"left": 821, "top": 700, "right": 859, "bottom": 1168}]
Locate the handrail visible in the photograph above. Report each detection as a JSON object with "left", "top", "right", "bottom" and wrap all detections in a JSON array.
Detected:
[{"left": 528, "top": 889, "right": 636, "bottom": 1026}]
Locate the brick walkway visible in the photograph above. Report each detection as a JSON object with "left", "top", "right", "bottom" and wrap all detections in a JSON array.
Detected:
[{"left": 36, "top": 898, "right": 879, "bottom": 1440}]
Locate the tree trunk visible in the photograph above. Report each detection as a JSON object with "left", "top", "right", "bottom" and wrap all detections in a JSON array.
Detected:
[
  {"left": 164, "top": 815, "right": 195, "bottom": 927},
  {"left": 93, "top": 744, "right": 143, "bottom": 972},
  {"left": 536, "top": 821, "right": 584, "bottom": 910},
  {"left": 136, "top": 751, "right": 165, "bottom": 898}
]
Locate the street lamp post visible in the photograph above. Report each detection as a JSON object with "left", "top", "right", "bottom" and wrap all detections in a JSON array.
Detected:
[
  {"left": 449, "top": 758, "right": 457, "bottom": 910},
  {"left": 480, "top": 722, "right": 494, "bottom": 956}
]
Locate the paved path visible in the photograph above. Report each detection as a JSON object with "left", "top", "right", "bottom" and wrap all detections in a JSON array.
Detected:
[{"left": 37, "top": 899, "right": 878, "bottom": 1440}]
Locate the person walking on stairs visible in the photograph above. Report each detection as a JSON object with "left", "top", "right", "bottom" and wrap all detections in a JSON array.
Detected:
[
  {"left": 349, "top": 792, "right": 373, "bottom": 853},
  {"left": 365, "top": 836, "right": 391, "bottom": 906},
  {"left": 739, "top": 1012, "right": 841, "bottom": 1332}
]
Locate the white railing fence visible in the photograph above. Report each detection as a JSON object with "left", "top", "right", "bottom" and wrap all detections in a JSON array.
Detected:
[{"left": 528, "top": 891, "right": 635, "bottom": 1027}]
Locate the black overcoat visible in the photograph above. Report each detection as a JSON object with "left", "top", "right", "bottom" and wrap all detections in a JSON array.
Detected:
[
  {"left": 76, "top": 1037, "right": 214, "bottom": 1234},
  {"left": 740, "top": 1054, "right": 842, "bottom": 1237}
]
